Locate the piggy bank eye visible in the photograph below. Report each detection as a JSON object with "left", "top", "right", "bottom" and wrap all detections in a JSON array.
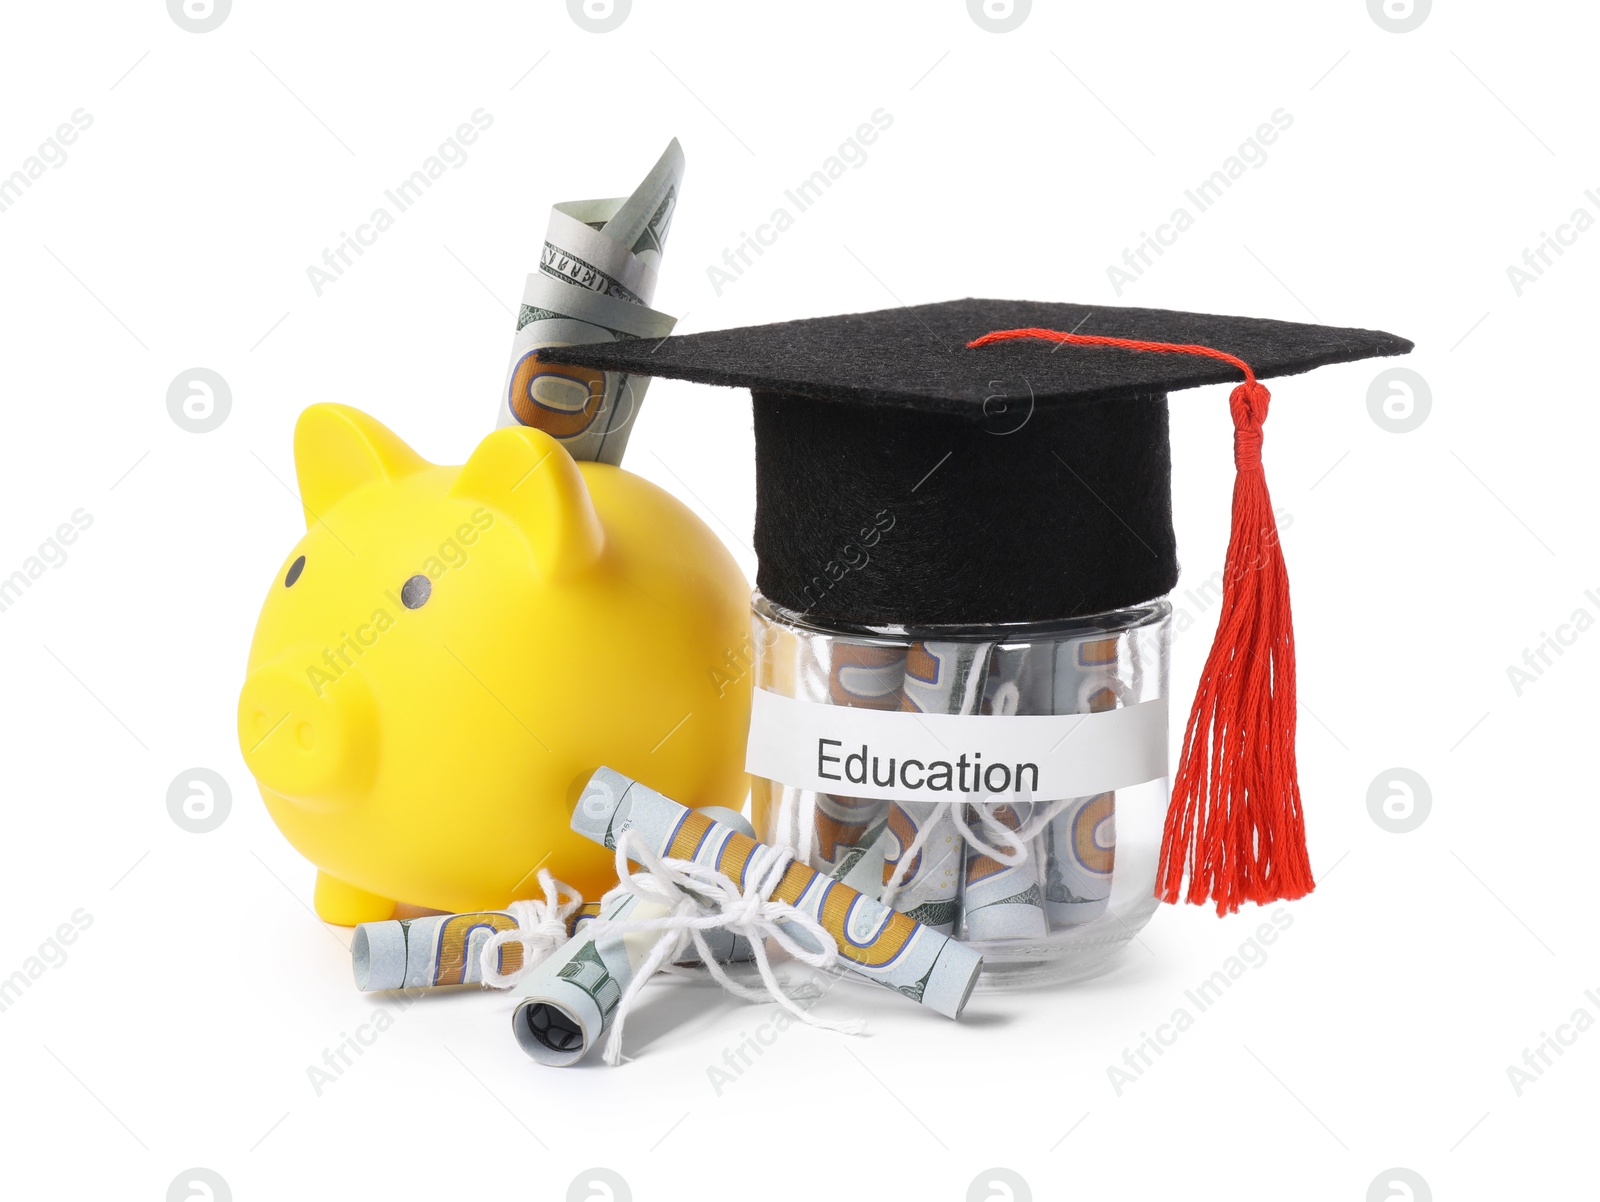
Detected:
[
  {"left": 284, "top": 555, "right": 306, "bottom": 587},
  {"left": 400, "top": 574, "right": 432, "bottom": 609}
]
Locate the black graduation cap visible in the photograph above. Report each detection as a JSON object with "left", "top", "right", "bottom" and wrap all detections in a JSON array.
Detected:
[
  {"left": 543, "top": 298, "right": 1414, "bottom": 915},
  {"left": 540, "top": 299, "right": 1411, "bottom": 628}
]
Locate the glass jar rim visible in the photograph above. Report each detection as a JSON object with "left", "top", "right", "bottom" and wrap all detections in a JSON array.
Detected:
[{"left": 752, "top": 591, "right": 1172, "bottom": 644}]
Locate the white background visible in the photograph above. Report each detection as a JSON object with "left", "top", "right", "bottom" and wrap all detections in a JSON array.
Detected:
[{"left": 1, "top": 2, "right": 1595, "bottom": 1199}]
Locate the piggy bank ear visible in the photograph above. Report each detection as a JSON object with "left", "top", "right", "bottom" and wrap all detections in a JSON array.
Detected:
[
  {"left": 451, "top": 427, "right": 603, "bottom": 579},
  {"left": 294, "top": 405, "right": 427, "bottom": 528}
]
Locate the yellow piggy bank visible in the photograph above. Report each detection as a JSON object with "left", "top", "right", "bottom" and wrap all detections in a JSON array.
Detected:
[{"left": 237, "top": 405, "right": 752, "bottom": 925}]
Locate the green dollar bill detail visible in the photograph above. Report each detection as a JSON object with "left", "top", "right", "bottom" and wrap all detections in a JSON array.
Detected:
[
  {"left": 515, "top": 304, "right": 567, "bottom": 332},
  {"left": 894, "top": 964, "right": 934, "bottom": 1005},
  {"left": 830, "top": 819, "right": 887, "bottom": 882},
  {"left": 631, "top": 187, "right": 677, "bottom": 259},
  {"left": 540, "top": 243, "right": 644, "bottom": 305},
  {"left": 903, "top": 900, "right": 958, "bottom": 930},
  {"left": 558, "top": 940, "right": 623, "bottom": 1021},
  {"left": 971, "top": 883, "right": 1044, "bottom": 913},
  {"left": 1046, "top": 860, "right": 1097, "bottom": 905}
]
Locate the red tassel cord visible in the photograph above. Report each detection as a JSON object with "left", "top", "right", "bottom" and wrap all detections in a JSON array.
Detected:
[{"left": 967, "top": 328, "right": 1314, "bottom": 914}]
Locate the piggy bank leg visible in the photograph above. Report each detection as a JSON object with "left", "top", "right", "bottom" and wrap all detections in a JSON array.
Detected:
[{"left": 314, "top": 872, "right": 396, "bottom": 926}]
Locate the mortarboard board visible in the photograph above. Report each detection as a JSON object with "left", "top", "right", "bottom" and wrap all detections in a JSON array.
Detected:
[
  {"left": 540, "top": 298, "right": 1413, "bottom": 914},
  {"left": 540, "top": 299, "right": 1410, "bottom": 624}
]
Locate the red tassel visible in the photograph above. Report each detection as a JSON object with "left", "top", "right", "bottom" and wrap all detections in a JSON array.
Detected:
[{"left": 967, "top": 327, "right": 1314, "bottom": 914}]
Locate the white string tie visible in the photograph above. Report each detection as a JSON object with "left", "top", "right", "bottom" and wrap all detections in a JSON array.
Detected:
[
  {"left": 477, "top": 869, "right": 583, "bottom": 989},
  {"left": 951, "top": 790, "right": 1075, "bottom": 857},
  {"left": 586, "top": 827, "right": 865, "bottom": 1066},
  {"left": 879, "top": 789, "right": 1080, "bottom": 907}
]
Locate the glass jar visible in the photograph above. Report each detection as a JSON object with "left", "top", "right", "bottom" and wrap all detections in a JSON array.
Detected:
[{"left": 748, "top": 592, "right": 1171, "bottom": 989}]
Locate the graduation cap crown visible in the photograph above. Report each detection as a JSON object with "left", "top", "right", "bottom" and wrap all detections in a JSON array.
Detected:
[{"left": 543, "top": 299, "right": 1413, "bottom": 914}]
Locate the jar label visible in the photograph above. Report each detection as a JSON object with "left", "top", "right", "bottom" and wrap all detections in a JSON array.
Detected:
[{"left": 745, "top": 688, "right": 1167, "bottom": 802}]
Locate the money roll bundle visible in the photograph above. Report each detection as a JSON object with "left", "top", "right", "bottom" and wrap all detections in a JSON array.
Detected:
[
  {"left": 738, "top": 603, "right": 1172, "bottom": 985},
  {"left": 358, "top": 808, "right": 757, "bottom": 995},
  {"left": 749, "top": 627, "right": 1140, "bottom": 954},
  {"left": 569, "top": 767, "right": 984, "bottom": 1018}
]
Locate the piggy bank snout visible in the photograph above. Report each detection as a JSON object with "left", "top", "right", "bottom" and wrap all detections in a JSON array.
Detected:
[{"left": 237, "top": 652, "right": 377, "bottom": 811}]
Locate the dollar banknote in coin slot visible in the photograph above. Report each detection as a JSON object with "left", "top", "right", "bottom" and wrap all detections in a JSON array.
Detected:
[
  {"left": 507, "top": 354, "right": 610, "bottom": 436},
  {"left": 495, "top": 139, "right": 685, "bottom": 466}
]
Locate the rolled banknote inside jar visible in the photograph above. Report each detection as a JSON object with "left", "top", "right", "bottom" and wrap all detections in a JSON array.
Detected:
[
  {"left": 572, "top": 767, "right": 984, "bottom": 1019},
  {"left": 1043, "top": 792, "right": 1116, "bottom": 925},
  {"left": 814, "top": 792, "right": 891, "bottom": 893},
  {"left": 756, "top": 625, "right": 895, "bottom": 885},
  {"left": 958, "top": 644, "right": 1052, "bottom": 942},
  {"left": 960, "top": 802, "right": 1049, "bottom": 942},
  {"left": 890, "top": 640, "right": 992, "bottom": 935},
  {"left": 810, "top": 641, "right": 904, "bottom": 888},
  {"left": 1042, "top": 635, "right": 1124, "bottom": 928}
]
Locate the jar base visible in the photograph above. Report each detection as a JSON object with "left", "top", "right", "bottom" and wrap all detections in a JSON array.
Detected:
[{"left": 965, "top": 894, "right": 1161, "bottom": 990}]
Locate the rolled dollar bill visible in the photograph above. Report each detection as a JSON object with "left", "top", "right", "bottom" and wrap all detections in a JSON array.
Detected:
[
  {"left": 1042, "top": 634, "right": 1123, "bottom": 929},
  {"left": 511, "top": 891, "right": 672, "bottom": 1067},
  {"left": 567, "top": 901, "right": 602, "bottom": 937},
  {"left": 572, "top": 767, "right": 984, "bottom": 1018},
  {"left": 588, "top": 139, "right": 681, "bottom": 275},
  {"left": 511, "top": 808, "right": 759, "bottom": 1065},
  {"left": 354, "top": 909, "right": 534, "bottom": 991},
  {"left": 959, "top": 645, "right": 1050, "bottom": 942},
  {"left": 670, "top": 805, "right": 759, "bottom": 967},
  {"left": 891, "top": 640, "right": 992, "bottom": 934},
  {"left": 756, "top": 626, "right": 896, "bottom": 878},
  {"left": 495, "top": 139, "right": 684, "bottom": 465},
  {"left": 879, "top": 800, "right": 962, "bottom": 933},
  {"left": 806, "top": 637, "right": 900, "bottom": 881},
  {"left": 814, "top": 791, "right": 891, "bottom": 886},
  {"left": 1043, "top": 792, "right": 1116, "bottom": 925},
  {"left": 566, "top": 898, "right": 760, "bottom": 966},
  {"left": 1052, "top": 632, "right": 1124, "bottom": 715},
  {"left": 960, "top": 801, "right": 1048, "bottom": 941}
]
